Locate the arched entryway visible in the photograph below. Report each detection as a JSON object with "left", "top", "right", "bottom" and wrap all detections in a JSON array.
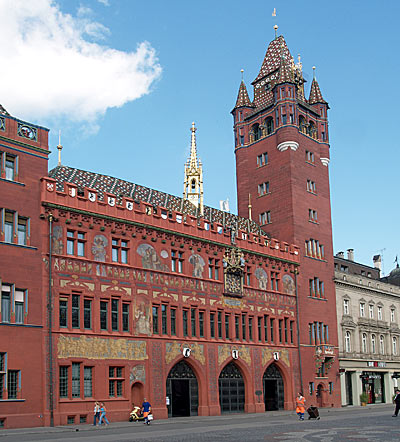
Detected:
[
  {"left": 166, "top": 360, "right": 198, "bottom": 417},
  {"left": 316, "top": 384, "right": 324, "bottom": 408},
  {"left": 131, "top": 382, "right": 144, "bottom": 408},
  {"left": 263, "top": 363, "right": 284, "bottom": 411},
  {"left": 219, "top": 361, "right": 245, "bottom": 414}
]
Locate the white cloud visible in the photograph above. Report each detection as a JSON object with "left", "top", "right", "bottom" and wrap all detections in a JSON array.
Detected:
[
  {"left": 0, "top": 0, "right": 161, "bottom": 123},
  {"left": 97, "top": 0, "right": 110, "bottom": 6}
]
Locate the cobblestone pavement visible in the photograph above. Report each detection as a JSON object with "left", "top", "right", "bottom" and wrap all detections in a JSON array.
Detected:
[{"left": 0, "top": 405, "right": 398, "bottom": 442}]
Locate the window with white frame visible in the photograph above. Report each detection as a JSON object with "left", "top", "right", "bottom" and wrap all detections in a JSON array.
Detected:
[
  {"left": 369, "top": 304, "right": 374, "bottom": 319},
  {"left": 391, "top": 308, "right": 396, "bottom": 323},
  {"left": 377, "top": 306, "right": 383, "bottom": 320},
  {"left": 343, "top": 299, "right": 349, "bottom": 315},
  {"left": 345, "top": 331, "right": 351, "bottom": 352},
  {"left": 371, "top": 334, "right": 376, "bottom": 353},
  {"left": 360, "top": 302, "right": 365, "bottom": 317},
  {"left": 362, "top": 333, "right": 367, "bottom": 353},
  {"left": 393, "top": 336, "right": 398, "bottom": 356},
  {"left": 379, "top": 335, "right": 385, "bottom": 354}
]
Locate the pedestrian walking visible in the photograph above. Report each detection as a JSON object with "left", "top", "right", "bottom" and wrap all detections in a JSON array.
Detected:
[
  {"left": 296, "top": 392, "right": 306, "bottom": 421},
  {"left": 98, "top": 402, "right": 110, "bottom": 425},
  {"left": 93, "top": 401, "right": 100, "bottom": 425},
  {"left": 393, "top": 390, "right": 400, "bottom": 417},
  {"left": 142, "top": 398, "right": 152, "bottom": 425}
]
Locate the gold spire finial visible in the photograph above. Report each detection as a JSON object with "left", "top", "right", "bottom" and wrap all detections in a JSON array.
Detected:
[
  {"left": 57, "top": 129, "right": 63, "bottom": 166},
  {"left": 241, "top": 69, "right": 244, "bottom": 81},
  {"left": 274, "top": 25, "right": 278, "bottom": 39},
  {"left": 312, "top": 66, "right": 316, "bottom": 80},
  {"left": 248, "top": 193, "right": 252, "bottom": 221}
]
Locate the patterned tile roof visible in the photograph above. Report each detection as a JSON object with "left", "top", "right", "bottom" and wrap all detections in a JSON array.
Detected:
[
  {"left": 48, "top": 165, "right": 269, "bottom": 237},
  {"left": 0, "top": 104, "right": 10, "bottom": 115},
  {"left": 276, "top": 52, "right": 295, "bottom": 85},
  {"left": 233, "top": 81, "right": 254, "bottom": 110},
  {"left": 253, "top": 36, "right": 293, "bottom": 83},
  {"left": 308, "top": 78, "right": 327, "bottom": 105}
]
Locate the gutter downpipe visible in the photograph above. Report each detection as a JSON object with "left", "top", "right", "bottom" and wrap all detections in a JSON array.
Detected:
[
  {"left": 294, "top": 269, "right": 304, "bottom": 394},
  {"left": 48, "top": 213, "right": 54, "bottom": 427}
]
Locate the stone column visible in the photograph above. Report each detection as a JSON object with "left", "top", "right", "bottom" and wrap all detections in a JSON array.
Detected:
[
  {"left": 340, "top": 371, "right": 346, "bottom": 406},
  {"left": 353, "top": 371, "right": 363, "bottom": 406},
  {"left": 385, "top": 371, "right": 394, "bottom": 404}
]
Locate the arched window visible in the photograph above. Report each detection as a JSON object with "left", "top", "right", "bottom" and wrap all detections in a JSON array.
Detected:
[
  {"left": 191, "top": 179, "right": 196, "bottom": 191},
  {"left": 265, "top": 117, "right": 274, "bottom": 135},
  {"left": 393, "top": 337, "right": 398, "bottom": 355},
  {"left": 308, "top": 121, "right": 318, "bottom": 139},
  {"left": 362, "top": 333, "right": 367, "bottom": 353},
  {"left": 345, "top": 331, "right": 351, "bottom": 352},
  {"left": 251, "top": 123, "right": 262, "bottom": 141},
  {"left": 298, "top": 115, "right": 307, "bottom": 134},
  {"left": 379, "top": 335, "right": 385, "bottom": 354},
  {"left": 371, "top": 334, "right": 376, "bottom": 354}
]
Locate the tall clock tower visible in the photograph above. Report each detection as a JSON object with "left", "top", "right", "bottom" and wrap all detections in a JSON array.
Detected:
[{"left": 232, "top": 33, "right": 340, "bottom": 407}]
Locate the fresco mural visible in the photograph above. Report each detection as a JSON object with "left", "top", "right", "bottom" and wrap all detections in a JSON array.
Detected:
[
  {"left": 189, "top": 251, "right": 205, "bottom": 278},
  {"left": 130, "top": 365, "right": 146, "bottom": 384},
  {"left": 137, "top": 243, "right": 169, "bottom": 271},
  {"left": 92, "top": 234, "right": 108, "bottom": 262},
  {"left": 282, "top": 274, "right": 295, "bottom": 295},
  {"left": 134, "top": 298, "right": 152, "bottom": 336},
  {"left": 52, "top": 225, "right": 63, "bottom": 254},
  {"left": 255, "top": 267, "right": 268, "bottom": 290}
]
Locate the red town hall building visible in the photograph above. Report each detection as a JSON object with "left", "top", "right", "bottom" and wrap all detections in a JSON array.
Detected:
[{"left": 0, "top": 33, "right": 340, "bottom": 429}]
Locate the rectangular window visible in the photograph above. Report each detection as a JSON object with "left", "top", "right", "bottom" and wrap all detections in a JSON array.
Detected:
[
  {"left": 84, "top": 366, "right": 93, "bottom": 398},
  {"left": 152, "top": 305, "right": 159, "bottom": 334},
  {"left": 284, "top": 318, "right": 288, "bottom": 343},
  {"left": 309, "top": 209, "right": 318, "bottom": 223},
  {"left": 242, "top": 314, "right": 247, "bottom": 341},
  {"left": 225, "top": 313, "right": 230, "bottom": 339},
  {"left": 208, "top": 258, "right": 220, "bottom": 280},
  {"left": 112, "top": 239, "right": 129, "bottom": 264},
  {"left": 171, "top": 250, "right": 184, "bottom": 273},
  {"left": 7, "top": 370, "right": 19, "bottom": 399},
  {"left": 197, "top": 311, "right": 203, "bottom": 338},
  {"left": 4, "top": 211, "right": 14, "bottom": 243},
  {"left": 72, "top": 362, "right": 81, "bottom": 398},
  {"left": 111, "top": 299, "right": 119, "bottom": 331},
  {"left": 248, "top": 317, "right": 253, "bottom": 341},
  {"left": 210, "top": 312, "right": 215, "bottom": 338},
  {"left": 171, "top": 307, "right": 176, "bottom": 336},
  {"left": 17, "top": 217, "right": 27, "bottom": 245},
  {"left": 264, "top": 315, "right": 268, "bottom": 342},
  {"left": 360, "top": 303, "right": 365, "bottom": 317},
  {"left": 259, "top": 211, "right": 271, "bottom": 225},
  {"left": 258, "top": 181, "right": 270, "bottom": 196},
  {"left": 162, "top": 304, "right": 168, "bottom": 334},
  {"left": 71, "top": 294, "right": 80, "bottom": 329},
  {"left": 218, "top": 311, "right": 222, "bottom": 339},
  {"left": 235, "top": 315, "right": 240, "bottom": 340},
  {"left": 290, "top": 321, "right": 294, "bottom": 344},
  {"left": 306, "top": 180, "right": 316, "bottom": 194},
  {"left": 109, "top": 366, "right": 124, "bottom": 397},
  {"left": 66, "top": 231, "right": 85, "bottom": 256},
  {"left": 5, "top": 154, "right": 16, "bottom": 181},
  {"left": 305, "top": 239, "right": 324, "bottom": 259},
  {"left": 60, "top": 298, "right": 68, "bottom": 328},
  {"left": 305, "top": 150, "right": 315, "bottom": 164},
  {"left": 270, "top": 272, "right": 280, "bottom": 291},
  {"left": 122, "top": 303, "right": 129, "bottom": 332},
  {"left": 191, "top": 308, "right": 196, "bottom": 337},
  {"left": 257, "top": 152, "right": 268, "bottom": 167},
  {"left": 15, "top": 290, "right": 24, "bottom": 324},
  {"left": 183, "top": 309, "right": 188, "bottom": 337},
  {"left": 245, "top": 266, "right": 252, "bottom": 286},
  {"left": 100, "top": 301, "right": 108, "bottom": 330},
  {"left": 278, "top": 319, "right": 283, "bottom": 343},
  {"left": 270, "top": 318, "right": 275, "bottom": 342},
  {"left": 258, "top": 317, "right": 262, "bottom": 341},
  {"left": 84, "top": 299, "right": 91, "bottom": 329},
  {"left": 59, "top": 366, "right": 69, "bottom": 398},
  {"left": 1, "top": 285, "right": 11, "bottom": 323}
]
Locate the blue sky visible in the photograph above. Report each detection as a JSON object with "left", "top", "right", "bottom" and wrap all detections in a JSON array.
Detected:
[{"left": 2, "top": 0, "right": 399, "bottom": 275}]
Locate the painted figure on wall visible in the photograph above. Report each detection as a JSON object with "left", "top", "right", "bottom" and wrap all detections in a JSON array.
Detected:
[
  {"left": 189, "top": 251, "right": 205, "bottom": 278},
  {"left": 52, "top": 225, "right": 63, "bottom": 255},
  {"left": 282, "top": 274, "right": 295, "bottom": 295},
  {"left": 137, "top": 243, "right": 169, "bottom": 271},
  {"left": 92, "top": 235, "right": 108, "bottom": 262},
  {"left": 255, "top": 268, "right": 268, "bottom": 290},
  {"left": 134, "top": 299, "right": 151, "bottom": 336},
  {"left": 130, "top": 365, "right": 146, "bottom": 384}
]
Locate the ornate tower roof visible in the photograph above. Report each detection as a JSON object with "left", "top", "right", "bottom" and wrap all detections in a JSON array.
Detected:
[
  {"left": 184, "top": 122, "right": 204, "bottom": 215},
  {"left": 309, "top": 70, "right": 327, "bottom": 104},
  {"left": 276, "top": 48, "right": 295, "bottom": 85},
  {"left": 253, "top": 35, "right": 293, "bottom": 84},
  {"left": 0, "top": 104, "right": 10, "bottom": 115},
  {"left": 233, "top": 80, "right": 253, "bottom": 109}
]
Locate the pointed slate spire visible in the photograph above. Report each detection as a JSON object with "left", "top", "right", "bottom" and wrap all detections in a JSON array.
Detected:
[
  {"left": 0, "top": 104, "right": 10, "bottom": 115},
  {"left": 309, "top": 67, "right": 327, "bottom": 104},
  {"left": 233, "top": 78, "right": 253, "bottom": 109}
]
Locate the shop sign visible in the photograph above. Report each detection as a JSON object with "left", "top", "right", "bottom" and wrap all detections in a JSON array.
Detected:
[{"left": 367, "top": 361, "right": 386, "bottom": 368}]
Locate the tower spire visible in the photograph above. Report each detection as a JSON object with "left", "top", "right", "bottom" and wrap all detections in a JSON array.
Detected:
[
  {"left": 183, "top": 122, "right": 204, "bottom": 215},
  {"left": 57, "top": 130, "right": 63, "bottom": 166}
]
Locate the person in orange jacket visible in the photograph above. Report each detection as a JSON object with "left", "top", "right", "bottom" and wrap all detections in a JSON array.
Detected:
[{"left": 296, "top": 392, "right": 306, "bottom": 421}]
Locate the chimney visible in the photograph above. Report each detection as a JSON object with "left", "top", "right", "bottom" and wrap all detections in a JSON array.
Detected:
[
  {"left": 336, "top": 251, "right": 344, "bottom": 259},
  {"left": 347, "top": 249, "right": 354, "bottom": 261},
  {"left": 373, "top": 255, "right": 382, "bottom": 275}
]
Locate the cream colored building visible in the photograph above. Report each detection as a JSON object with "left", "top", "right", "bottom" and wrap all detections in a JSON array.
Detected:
[{"left": 335, "top": 251, "right": 400, "bottom": 406}]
